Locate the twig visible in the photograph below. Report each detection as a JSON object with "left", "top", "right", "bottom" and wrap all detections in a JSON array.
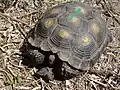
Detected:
[
  {"left": 0, "top": 68, "right": 13, "bottom": 84},
  {"left": 8, "top": 60, "right": 24, "bottom": 69},
  {"left": 108, "top": 26, "right": 120, "bottom": 30},
  {"left": 89, "top": 78, "right": 108, "bottom": 87},
  {"left": 32, "top": 87, "right": 42, "bottom": 90},
  {"left": 19, "top": 11, "right": 38, "bottom": 19},
  {"left": 0, "top": 46, "right": 9, "bottom": 55},
  {"left": 14, "top": 86, "right": 32, "bottom": 90},
  {"left": 96, "top": 0, "right": 102, "bottom": 5},
  {"left": 0, "top": 12, "right": 30, "bottom": 27},
  {"left": 102, "top": 0, "right": 120, "bottom": 25},
  {"left": 16, "top": 23, "right": 27, "bottom": 39}
]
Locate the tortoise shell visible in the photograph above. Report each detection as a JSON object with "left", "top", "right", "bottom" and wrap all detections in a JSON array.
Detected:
[{"left": 28, "top": 1, "right": 112, "bottom": 71}]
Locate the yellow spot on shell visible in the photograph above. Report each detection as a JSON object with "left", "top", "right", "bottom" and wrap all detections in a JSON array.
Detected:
[
  {"left": 82, "top": 36, "right": 91, "bottom": 45},
  {"left": 44, "top": 19, "right": 55, "bottom": 28},
  {"left": 91, "top": 23, "right": 100, "bottom": 34},
  {"left": 58, "top": 30, "right": 70, "bottom": 39}
]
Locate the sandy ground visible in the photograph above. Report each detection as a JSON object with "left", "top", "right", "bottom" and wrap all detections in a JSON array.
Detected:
[{"left": 0, "top": 0, "right": 120, "bottom": 90}]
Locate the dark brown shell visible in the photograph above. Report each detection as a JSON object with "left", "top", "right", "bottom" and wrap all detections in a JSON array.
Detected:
[{"left": 28, "top": 1, "right": 112, "bottom": 70}]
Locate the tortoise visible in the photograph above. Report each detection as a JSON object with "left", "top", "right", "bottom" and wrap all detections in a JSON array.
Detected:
[{"left": 21, "top": 1, "right": 112, "bottom": 81}]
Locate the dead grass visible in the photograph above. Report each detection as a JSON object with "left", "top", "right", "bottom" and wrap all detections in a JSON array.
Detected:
[{"left": 0, "top": 0, "right": 120, "bottom": 90}]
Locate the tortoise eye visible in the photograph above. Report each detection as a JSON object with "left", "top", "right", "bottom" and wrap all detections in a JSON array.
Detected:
[
  {"left": 44, "top": 19, "right": 55, "bottom": 29},
  {"left": 58, "top": 30, "right": 70, "bottom": 39}
]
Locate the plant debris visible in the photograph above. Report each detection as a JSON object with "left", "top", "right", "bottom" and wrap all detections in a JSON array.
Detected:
[{"left": 0, "top": 0, "right": 120, "bottom": 90}]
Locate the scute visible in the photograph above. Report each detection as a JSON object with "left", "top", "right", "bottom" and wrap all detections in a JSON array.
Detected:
[
  {"left": 71, "top": 32, "right": 97, "bottom": 60},
  {"left": 68, "top": 56, "right": 82, "bottom": 69},
  {"left": 48, "top": 25, "right": 73, "bottom": 50},
  {"left": 88, "top": 19, "right": 106, "bottom": 46},
  {"left": 57, "top": 51, "right": 71, "bottom": 62},
  {"left": 58, "top": 13, "right": 87, "bottom": 32}
]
